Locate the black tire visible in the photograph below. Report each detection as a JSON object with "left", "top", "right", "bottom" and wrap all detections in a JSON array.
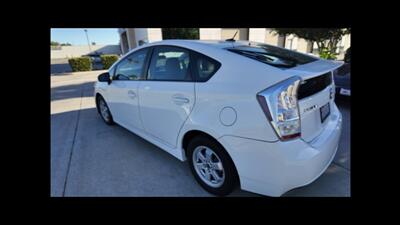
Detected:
[
  {"left": 96, "top": 95, "right": 115, "bottom": 125},
  {"left": 187, "top": 135, "right": 238, "bottom": 196}
]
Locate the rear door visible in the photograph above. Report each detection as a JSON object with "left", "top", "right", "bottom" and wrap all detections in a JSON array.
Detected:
[{"left": 138, "top": 46, "right": 195, "bottom": 148}]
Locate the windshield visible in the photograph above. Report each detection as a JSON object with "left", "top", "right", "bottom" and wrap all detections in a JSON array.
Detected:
[{"left": 226, "top": 43, "right": 317, "bottom": 68}]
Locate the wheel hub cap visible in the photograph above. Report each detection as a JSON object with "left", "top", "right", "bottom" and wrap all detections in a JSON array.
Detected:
[
  {"left": 99, "top": 100, "right": 110, "bottom": 121},
  {"left": 192, "top": 146, "right": 225, "bottom": 188}
]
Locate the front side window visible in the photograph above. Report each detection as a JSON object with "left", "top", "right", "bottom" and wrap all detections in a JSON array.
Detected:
[
  {"left": 114, "top": 49, "right": 148, "bottom": 80},
  {"left": 147, "top": 46, "right": 192, "bottom": 81}
]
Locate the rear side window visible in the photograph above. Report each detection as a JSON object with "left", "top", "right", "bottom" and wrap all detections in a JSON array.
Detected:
[
  {"left": 227, "top": 43, "right": 317, "bottom": 69},
  {"left": 193, "top": 53, "right": 221, "bottom": 82},
  {"left": 147, "top": 46, "right": 192, "bottom": 81}
]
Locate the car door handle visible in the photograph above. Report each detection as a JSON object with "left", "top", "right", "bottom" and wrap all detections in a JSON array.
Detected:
[
  {"left": 128, "top": 90, "right": 137, "bottom": 99},
  {"left": 172, "top": 96, "right": 190, "bottom": 104}
]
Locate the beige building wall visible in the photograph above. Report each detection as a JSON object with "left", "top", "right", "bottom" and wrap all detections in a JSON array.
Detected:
[
  {"left": 126, "top": 29, "right": 137, "bottom": 50},
  {"left": 284, "top": 34, "right": 298, "bottom": 50},
  {"left": 264, "top": 29, "right": 281, "bottom": 46},
  {"left": 221, "top": 28, "right": 248, "bottom": 40},
  {"left": 199, "top": 28, "right": 222, "bottom": 40},
  {"left": 248, "top": 28, "right": 267, "bottom": 43},
  {"left": 264, "top": 29, "right": 312, "bottom": 53},
  {"left": 199, "top": 28, "right": 249, "bottom": 40},
  {"left": 147, "top": 28, "right": 163, "bottom": 42},
  {"left": 119, "top": 28, "right": 163, "bottom": 54},
  {"left": 336, "top": 33, "right": 351, "bottom": 59},
  {"left": 133, "top": 28, "right": 163, "bottom": 45},
  {"left": 343, "top": 34, "right": 351, "bottom": 50},
  {"left": 296, "top": 39, "right": 312, "bottom": 53},
  {"left": 119, "top": 28, "right": 350, "bottom": 59}
]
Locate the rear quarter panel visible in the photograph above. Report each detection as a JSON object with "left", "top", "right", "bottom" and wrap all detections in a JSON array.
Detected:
[{"left": 180, "top": 48, "right": 296, "bottom": 146}]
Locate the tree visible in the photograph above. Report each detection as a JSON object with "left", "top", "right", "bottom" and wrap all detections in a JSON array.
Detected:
[
  {"left": 91, "top": 42, "right": 96, "bottom": 45},
  {"left": 162, "top": 28, "right": 199, "bottom": 39},
  {"left": 272, "top": 28, "right": 350, "bottom": 59},
  {"left": 61, "top": 42, "right": 72, "bottom": 46},
  {"left": 51, "top": 41, "right": 60, "bottom": 46}
]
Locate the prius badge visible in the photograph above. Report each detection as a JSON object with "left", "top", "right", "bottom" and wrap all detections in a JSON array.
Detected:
[{"left": 303, "top": 105, "right": 317, "bottom": 114}]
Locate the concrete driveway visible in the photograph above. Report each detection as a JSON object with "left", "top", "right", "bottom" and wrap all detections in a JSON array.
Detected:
[{"left": 51, "top": 71, "right": 350, "bottom": 197}]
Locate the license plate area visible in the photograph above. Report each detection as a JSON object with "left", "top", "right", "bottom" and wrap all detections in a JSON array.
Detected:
[
  {"left": 320, "top": 102, "right": 330, "bottom": 123},
  {"left": 340, "top": 88, "right": 351, "bottom": 96}
]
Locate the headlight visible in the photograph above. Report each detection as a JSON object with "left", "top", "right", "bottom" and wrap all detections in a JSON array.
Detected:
[{"left": 256, "top": 76, "right": 302, "bottom": 141}]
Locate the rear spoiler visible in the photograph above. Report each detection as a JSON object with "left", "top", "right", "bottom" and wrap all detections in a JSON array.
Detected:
[{"left": 285, "top": 59, "right": 344, "bottom": 80}]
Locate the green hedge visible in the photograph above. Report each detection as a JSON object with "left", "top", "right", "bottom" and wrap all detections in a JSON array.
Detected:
[
  {"left": 68, "top": 57, "right": 92, "bottom": 72},
  {"left": 100, "top": 54, "right": 119, "bottom": 69}
]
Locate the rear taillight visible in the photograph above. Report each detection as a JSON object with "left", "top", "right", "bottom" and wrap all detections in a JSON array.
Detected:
[{"left": 256, "top": 76, "right": 302, "bottom": 141}]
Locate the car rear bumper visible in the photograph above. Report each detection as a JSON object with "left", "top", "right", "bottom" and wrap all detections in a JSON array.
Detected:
[
  {"left": 334, "top": 75, "right": 350, "bottom": 96},
  {"left": 219, "top": 104, "right": 342, "bottom": 197}
]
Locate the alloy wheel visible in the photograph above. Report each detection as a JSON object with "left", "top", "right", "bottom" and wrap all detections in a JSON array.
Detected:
[
  {"left": 192, "top": 146, "right": 225, "bottom": 188},
  {"left": 99, "top": 99, "right": 110, "bottom": 122}
]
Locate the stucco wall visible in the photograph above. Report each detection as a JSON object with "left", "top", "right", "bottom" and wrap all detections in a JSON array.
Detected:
[
  {"left": 126, "top": 29, "right": 137, "bottom": 50},
  {"left": 264, "top": 29, "right": 280, "bottom": 46},
  {"left": 296, "top": 39, "right": 311, "bottom": 53},
  {"left": 123, "top": 28, "right": 163, "bottom": 50},
  {"left": 249, "top": 28, "right": 266, "bottom": 43},
  {"left": 133, "top": 28, "right": 148, "bottom": 46},
  {"left": 147, "top": 28, "right": 163, "bottom": 42},
  {"left": 199, "top": 28, "right": 222, "bottom": 40},
  {"left": 221, "top": 28, "right": 248, "bottom": 40},
  {"left": 51, "top": 45, "right": 121, "bottom": 59}
]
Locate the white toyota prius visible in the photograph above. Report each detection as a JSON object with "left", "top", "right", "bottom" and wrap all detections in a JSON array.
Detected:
[{"left": 94, "top": 40, "right": 343, "bottom": 197}]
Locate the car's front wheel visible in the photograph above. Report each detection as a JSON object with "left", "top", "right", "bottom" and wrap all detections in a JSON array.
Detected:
[
  {"left": 187, "top": 136, "right": 238, "bottom": 196},
  {"left": 96, "top": 96, "right": 114, "bottom": 125}
]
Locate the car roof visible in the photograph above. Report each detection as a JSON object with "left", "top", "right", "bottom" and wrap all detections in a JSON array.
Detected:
[{"left": 143, "top": 39, "right": 251, "bottom": 49}]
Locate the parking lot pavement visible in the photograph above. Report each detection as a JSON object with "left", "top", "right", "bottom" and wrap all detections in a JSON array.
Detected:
[
  {"left": 51, "top": 58, "right": 72, "bottom": 74},
  {"left": 51, "top": 71, "right": 350, "bottom": 197}
]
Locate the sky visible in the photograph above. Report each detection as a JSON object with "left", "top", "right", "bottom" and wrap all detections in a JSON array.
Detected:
[{"left": 51, "top": 28, "right": 120, "bottom": 45}]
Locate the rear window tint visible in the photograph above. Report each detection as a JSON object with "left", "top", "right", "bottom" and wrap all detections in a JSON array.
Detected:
[
  {"left": 193, "top": 53, "right": 221, "bottom": 82},
  {"left": 147, "top": 46, "right": 192, "bottom": 81},
  {"left": 227, "top": 43, "right": 317, "bottom": 68}
]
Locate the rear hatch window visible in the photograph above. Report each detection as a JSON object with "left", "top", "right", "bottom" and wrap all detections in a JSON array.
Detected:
[
  {"left": 227, "top": 44, "right": 317, "bottom": 68},
  {"left": 298, "top": 72, "right": 332, "bottom": 99},
  {"left": 333, "top": 63, "right": 350, "bottom": 76}
]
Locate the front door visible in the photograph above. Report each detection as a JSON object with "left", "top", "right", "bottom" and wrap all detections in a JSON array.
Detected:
[{"left": 106, "top": 48, "right": 149, "bottom": 131}]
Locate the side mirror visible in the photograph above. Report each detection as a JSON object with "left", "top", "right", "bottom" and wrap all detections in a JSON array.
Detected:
[{"left": 98, "top": 72, "right": 111, "bottom": 84}]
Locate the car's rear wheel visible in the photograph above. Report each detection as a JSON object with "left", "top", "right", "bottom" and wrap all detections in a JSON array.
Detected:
[
  {"left": 97, "top": 96, "right": 114, "bottom": 125},
  {"left": 187, "top": 135, "right": 238, "bottom": 196}
]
